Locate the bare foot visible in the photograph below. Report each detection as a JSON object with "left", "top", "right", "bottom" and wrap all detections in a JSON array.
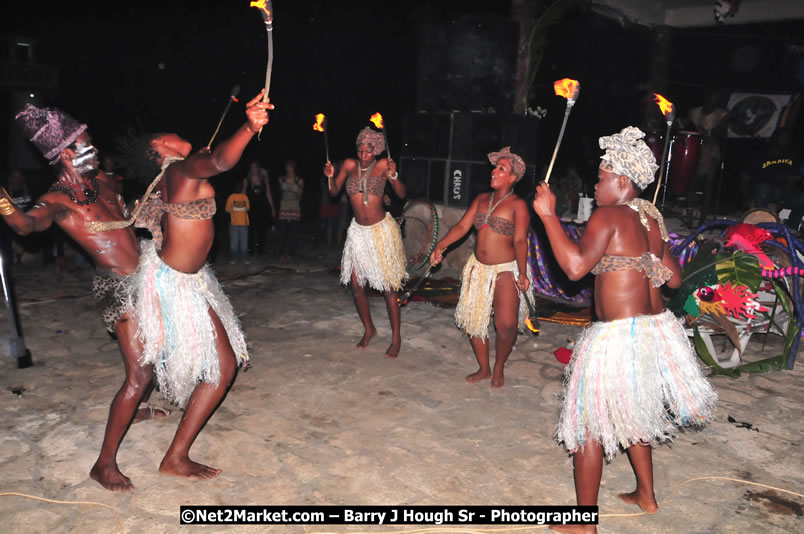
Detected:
[
  {"left": 548, "top": 524, "right": 596, "bottom": 533},
  {"left": 385, "top": 339, "right": 401, "bottom": 358},
  {"left": 132, "top": 404, "right": 171, "bottom": 424},
  {"left": 618, "top": 490, "right": 658, "bottom": 514},
  {"left": 356, "top": 327, "right": 377, "bottom": 349},
  {"left": 491, "top": 369, "right": 505, "bottom": 388},
  {"left": 159, "top": 457, "right": 221, "bottom": 480},
  {"left": 465, "top": 369, "right": 491, "bottom": 383},
  {"left": 90, "top": 462, "right": 134, "bottom": 492}
]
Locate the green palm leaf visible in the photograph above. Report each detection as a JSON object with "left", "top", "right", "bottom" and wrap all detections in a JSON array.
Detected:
[{"left": 715, "top": 251, "right": 762, "bottom": 292}]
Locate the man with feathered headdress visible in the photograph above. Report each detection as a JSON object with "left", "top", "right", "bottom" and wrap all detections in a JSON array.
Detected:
[{"left": 4, "top": 103, "right": 167, "bottom": 493}]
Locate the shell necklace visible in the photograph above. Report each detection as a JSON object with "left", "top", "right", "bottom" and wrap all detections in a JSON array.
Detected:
[
  {"left": 481, "top": 190, "right": 513, "bottom": 230},
  {"left": 357, "top": 160, "right": 376, "bottom": 206}
]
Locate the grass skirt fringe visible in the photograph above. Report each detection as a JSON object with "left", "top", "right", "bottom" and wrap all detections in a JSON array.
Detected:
[
  {"left": 557, "top": 309, "right": 717, "bottom": 460},
  {"left": 341, "top": 213, "right": 407, "bottom": 292},
  {"left": 127, "top": 240, "right": 249, "bottom": 408},
  {"left": 455, "top": 253, "right": 530, "bottom": 340}
]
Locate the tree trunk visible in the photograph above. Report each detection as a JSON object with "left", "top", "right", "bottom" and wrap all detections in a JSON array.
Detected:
[{"left": 512, "top": 0, "right": 537, "bottom": 115}]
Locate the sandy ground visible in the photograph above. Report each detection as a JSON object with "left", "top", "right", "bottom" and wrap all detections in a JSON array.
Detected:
[{"left": 0, "top": 235, "right": 802, "bottom": 534}]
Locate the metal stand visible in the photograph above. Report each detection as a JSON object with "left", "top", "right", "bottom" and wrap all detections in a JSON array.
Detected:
[{"left": 0, "top": 241, "right": 33, "bottom": 368}]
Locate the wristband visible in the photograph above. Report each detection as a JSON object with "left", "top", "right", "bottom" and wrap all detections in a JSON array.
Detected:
[
  {"left": 0, "top": 188, "right": 17, "bottom": 216},
  {"left": 388, "top": 171, "right": 399, "bottom": 181}
]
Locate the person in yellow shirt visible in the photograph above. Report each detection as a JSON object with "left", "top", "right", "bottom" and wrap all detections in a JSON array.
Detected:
[{"left": 226, "top": 179, "right": 250, "bottom": 263}]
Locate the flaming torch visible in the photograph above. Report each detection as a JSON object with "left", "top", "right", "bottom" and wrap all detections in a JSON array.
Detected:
[
  {"left": 522, "top": 292, "right": 541, "bottom": 335},
  {"left": 250, "top": 0, "right": 274, "bottom": 138},
  {"left": 543, "top": 78, "right": 580, "bottom": 184},
  {"left": 207, "top": 85, "right": 241, "bottom": 148},
  {"left": 312, "top": 113, "right": 330, "bottom": 163},
  {"left": 369, "top": 112, "right": 390, "bottom": 160},
  {"left": 651, "top": 93, "right": 676, "bottom": 207}
]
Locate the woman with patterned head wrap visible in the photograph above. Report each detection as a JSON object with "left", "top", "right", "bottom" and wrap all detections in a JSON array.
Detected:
[
  {"left": 323, "top": 126, "right": 406, "bottom": 358},
  {"left": 429, "top": 147, "right": 532, "bottom": 388},
  {"left": 532, "top": 127, "right": 716, "bottom": 529}
]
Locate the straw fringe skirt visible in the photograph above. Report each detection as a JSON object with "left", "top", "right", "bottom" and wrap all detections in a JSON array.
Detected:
[
  {"left": 455, "top": 253, "right": 530, "bottom": 340},
  {"left": 556, "top": 310, "right": 717, "bottom": 460},
  {"left": 127, "top": 240, "right": 249, "bottom": 408},
  {"left": 341, "top": 213, "right": 407, "bottom": 292}
]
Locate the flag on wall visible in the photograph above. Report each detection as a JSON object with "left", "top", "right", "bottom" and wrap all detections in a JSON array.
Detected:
[{"left": 727, "top": 92, "right": 797, "bottom": 138}]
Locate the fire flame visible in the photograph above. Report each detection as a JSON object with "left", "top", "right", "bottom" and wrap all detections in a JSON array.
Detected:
[
  {"left": 653, "top": 93, "right": 673, "bottom": 116},
  {"left": 249, "top": 0, "right": 272, "bottom": 21},
  {"left": 553, "top": 78, "right": 580, "bottom": 100},
  {"left": 525, "top": 317, "right": 540, "bottom": 334},
  {"left": 313, "top": 113, "right": 326, "bottom": 132},
  {"left": 369, "top": 112, "right": 385, "bottom": 130}
]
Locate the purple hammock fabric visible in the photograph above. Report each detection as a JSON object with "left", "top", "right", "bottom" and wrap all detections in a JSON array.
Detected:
[{"left": 526, "top": 224, "right": 697, "bottom": 306}]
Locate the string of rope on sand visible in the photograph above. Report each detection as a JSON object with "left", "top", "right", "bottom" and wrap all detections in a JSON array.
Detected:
[
  {"left": 3, "top": 476, "right": 800, "bottom": 534},
  {"left": 0, "top": 492, "right": 122, "bottom": 533}
]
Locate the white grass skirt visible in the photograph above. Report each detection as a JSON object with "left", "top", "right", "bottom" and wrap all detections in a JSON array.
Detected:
[
  {"left": 556, "top": 309, "right": 717, "bottom": 460},
  {"left": 341, "top": 213, "right": 407, "bottom": 292},
  {"left": 454, "top": 253, "right": 529, "bottom": 340},
  {"left": 127, "top": 240, "right": 249, "bottom": 408}
]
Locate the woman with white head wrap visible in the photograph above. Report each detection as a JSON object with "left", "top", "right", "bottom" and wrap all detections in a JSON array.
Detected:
[
  {"left": 323, "top": 126, "right": 407, "bottom": 358},
  {"left": 532, "top": 126, "right": 716, "bottom": 524}
]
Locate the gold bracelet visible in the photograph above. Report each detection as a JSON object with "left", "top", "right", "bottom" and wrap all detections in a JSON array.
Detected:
[
  {"left": 0, "top": 198, "right": 17, "bottom": 216},
  {"left": 0, "top": 188, "right": 17, "bottom": 216}
]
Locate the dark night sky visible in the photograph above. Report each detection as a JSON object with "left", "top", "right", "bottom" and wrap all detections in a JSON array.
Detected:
[
  {"left": 5, "top": 1, "right": 510, "bottom": 182},
  {"left": 5, "top": 2, "right": 803, "bottom": 208}
]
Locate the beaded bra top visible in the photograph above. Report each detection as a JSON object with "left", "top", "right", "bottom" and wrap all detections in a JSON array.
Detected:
[
  {"left": 472, "top": 212, "right": 514, "bottom": 237},
  {"left": 135, "top": 196, "right": 216, "bottom": 249},
  {"left": 346, "top": 159, "right": 385, "bottom": 198},
  {"left": 591, "top": 252, "right": 672, "bottom": 288}
]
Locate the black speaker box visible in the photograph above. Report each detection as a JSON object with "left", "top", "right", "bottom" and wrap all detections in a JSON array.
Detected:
[{"left": 416, "top": 15, "right": 519, "bottom": 113}]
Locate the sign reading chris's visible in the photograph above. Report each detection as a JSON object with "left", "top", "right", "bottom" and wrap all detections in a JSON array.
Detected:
[{"left": 448, "top": 162, "right": 468, "bottom": 206}]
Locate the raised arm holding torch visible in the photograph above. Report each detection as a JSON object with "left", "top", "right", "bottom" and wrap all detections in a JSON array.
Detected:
[
  {"left": 651, "top": 93, "right": 676, "bottom": 208},
  {"left": 544, "top": 78, "right": 580, "bottom": 184}
]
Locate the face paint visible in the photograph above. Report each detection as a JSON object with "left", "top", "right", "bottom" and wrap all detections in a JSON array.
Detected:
[{"left": 71, "top": 140, "right": 99, "bottom": 175}]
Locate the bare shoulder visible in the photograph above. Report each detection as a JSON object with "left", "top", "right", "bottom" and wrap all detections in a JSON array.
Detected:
[
  {"left": 589, "top": 205, "right": 619, "bottom": 221},
  {"left": 39, "top": 190, "right": 75, "bottom": 211},
  {"left": 476, "top": 192, "right": 492, "bottom": 203},
  {"left": 511, "top": 196, "right": 528, "bottom": 210}
]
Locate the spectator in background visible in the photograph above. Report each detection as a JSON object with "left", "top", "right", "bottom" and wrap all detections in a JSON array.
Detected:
[
  {"left": 745, "top": 129, "right": 803, "bottom": 230},
  {"left": 685, "top": 89, "right": 729, "bottom": 224},
  {"left": 318, "top": 172, "right": 341, "bottom": 247},
  {"left": 277, "top": 159, "right": 303, "bottom": 262},
  {"left": 245, "top": 160, "right": 274, "bottom": 258},
  {"left": 226, "top": 178, "right": 250, "bottom": 263}
]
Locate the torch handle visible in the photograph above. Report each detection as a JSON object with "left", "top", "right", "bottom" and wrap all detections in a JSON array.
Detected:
[
  {"left": 543, "top": 105, "right": 573, "bottom": 184},
  {"left": 258, "top": 23, "right": 273, "bottom": 138},
  {"left": 383, "top": 131, "right": 391, "bottom": 160},
  {"left": 324, "top": 130, "right": 330, "bottom": 164},
  {"left": 399, "top": 265, "right": 433, "bottom": 306},
  {"left": 207, "top": 98, "right": 235, "bottom": 148},
  {"left": 651, "top": 121, "right": 674, "bottom": 205}
]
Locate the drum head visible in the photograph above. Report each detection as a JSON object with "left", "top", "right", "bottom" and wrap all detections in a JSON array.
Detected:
[{"left": 742, "top": 208, "right": 780, "bottom": 225}]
